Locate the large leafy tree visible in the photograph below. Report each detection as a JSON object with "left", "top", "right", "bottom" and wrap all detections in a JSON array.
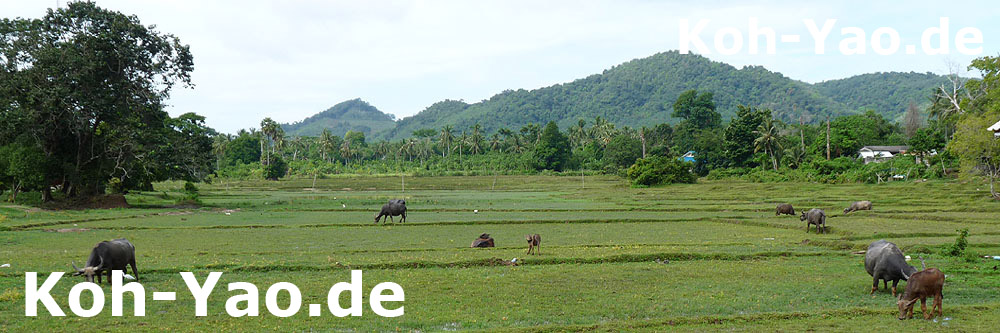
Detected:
[
  {"left": 534, "top": 122, "right": 571, "bottom": 171},
  {"left": 672, "top": 90, "right": 721, "bottom": 130},
  {"left": 948, "top": 110, "right": 1000, "bottom": 199},
  {"left": 723, "top": 105, "right": 771, "bottom": 167},
  {"left": 0, "top": 2, "right": 197, "bottom": 200}
]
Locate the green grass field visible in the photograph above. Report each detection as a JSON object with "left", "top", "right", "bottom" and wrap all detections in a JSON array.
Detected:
[{"left": 1, "top": 176, "right": 999, "bottom": 331}]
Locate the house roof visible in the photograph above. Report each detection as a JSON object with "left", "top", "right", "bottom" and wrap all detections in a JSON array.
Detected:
[
  {"left": 860, "top": 146, "right": 909, "bottom": 153},
  {"left": 989, "top": 119, "right": 1000, "bottom": 132}
]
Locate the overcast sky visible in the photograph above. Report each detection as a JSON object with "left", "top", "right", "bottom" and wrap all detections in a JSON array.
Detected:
[{"left": 2, "top": 0, "right": 997, "bottom": 133}]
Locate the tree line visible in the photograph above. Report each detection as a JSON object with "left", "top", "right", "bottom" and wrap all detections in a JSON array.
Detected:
[{"left": 2, "top": 2, "right": 998, "bottom": 203}]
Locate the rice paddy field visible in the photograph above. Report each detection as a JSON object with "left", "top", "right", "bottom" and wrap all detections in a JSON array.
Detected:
[{"left": 1, "top": 175, "right": 999, "bottom": 331}]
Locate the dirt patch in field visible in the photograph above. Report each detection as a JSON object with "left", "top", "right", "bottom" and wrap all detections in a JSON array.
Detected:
[
  {"left": 44, "top": 228, "right": 91, "bottom": 233},
  {"left": 158, "top": 211, "right": 193, "bottom": 216},
  {"left": 43, "top": 194, "right": 129, "bottom": 210}
]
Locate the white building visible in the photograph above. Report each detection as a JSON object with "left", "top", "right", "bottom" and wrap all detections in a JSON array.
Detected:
[
  {"left": 989, "top": 119, "right": 1000, "bottom": 137},
  {"left": 858, "top": 146, "right": 909, "bottom": 164}
]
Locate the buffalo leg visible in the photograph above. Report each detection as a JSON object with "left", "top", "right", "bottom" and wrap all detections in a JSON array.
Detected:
[
  {"left": 130, "top": 258, "right": 139, "bottom": 281},
  {"left": 891, "top": 280, "right": 898, "bottom": 297},
  {"left": 401, "top": 212, "right": 406, "bottom": 223},
  {"left": 921, "top": 298, "right": 929, "bottom": 319},
  {"left": 871, "top": 277, "right": 879, "bottom": 295},
  {"left": 537, "top": 243, "right": 540, "bottom": 255},
  {"left": 935, "top": 293, "right": 943, "bottom": 317}
]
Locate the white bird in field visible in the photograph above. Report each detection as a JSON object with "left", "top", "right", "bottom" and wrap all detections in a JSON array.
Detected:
[
  {"left": 123, "top": 274, "right": 136, "bottom": 280},
  {"left": 0, "top": 263, "right": 10, "bottom": 268},
  {"left": 225, "top": 212, "right": 231, "bottom": 216},
  {"left": 342, "top": 204, "right": 346, "bottom": 208},
  {"left": 474, "top": 209, "right": 479, "bottom": 214}
]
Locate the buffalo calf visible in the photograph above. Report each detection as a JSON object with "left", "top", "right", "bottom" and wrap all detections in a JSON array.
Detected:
[
  {"left": 526, "top": 234, "right": 541, "bottom": 255},
  {"left": 897, "top": 268, "right": 944, "bottom": 320}
]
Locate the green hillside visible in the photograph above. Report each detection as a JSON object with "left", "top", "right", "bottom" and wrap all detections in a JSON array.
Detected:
[
  {"left": 285, "top": 52, "right": 948, "bottom": 140},
  {"left": 813, "top": 71, "right": 946, "bottom": 122},
  {"left": 281, "top": 98, "right": 396, "bottom": 137},
  {"left": 377, "top": 52, "right": 946, "bottom": 140}
]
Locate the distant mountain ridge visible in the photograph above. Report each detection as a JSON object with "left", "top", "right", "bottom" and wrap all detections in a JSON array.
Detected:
[
  {"left": 284, "top": 51, "right": 949, "bottom": 140},
  {"left": 281, "top": 99, "right": 396, "bottom": 137}
]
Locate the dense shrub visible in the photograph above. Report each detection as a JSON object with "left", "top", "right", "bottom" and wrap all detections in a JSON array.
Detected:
[
  {"left": 183, "top": 181, "right": 199, "bottom": 194},
  {"left": 626, "top": 156, "right": 696, "bottom": 186},
  {"left": 264, "top": 156, "right": 288, "bottom": 180}
]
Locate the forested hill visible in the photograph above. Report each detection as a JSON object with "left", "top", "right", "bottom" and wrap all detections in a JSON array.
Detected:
[
  {"left": 281, "top": 99, "right": 396, "bottom": 137},
  {"left": 813, "top": 72, "right": 945, "bottom": 122},
  {"left": 283, "top": 52, "right": 949, "bottom": 140},
  {"left": 374, "top": 51, "right": 947, "bottom": 140}
]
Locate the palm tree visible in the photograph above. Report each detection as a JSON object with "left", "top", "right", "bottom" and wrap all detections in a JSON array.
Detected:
[
  {"left": 340, "top": 139, "right": 353, "bottom": 164},
  {"left": 319, "top": 129, "right": 336, "bottom": 162},
  {"left": 211, "top": 134, "right": 232, "bottom": 168},
  {"left": 753, "top": 117, "right": 783, "bottom": 171},
  {"left": 569, "top": 119, "right": 589, "bottom": 149},
  {"left": 375, "top": 141, "right": 390, "bottom": 160},
  {"left": 439, "top": 125, "right": 454, "bottom": 157},
  {"left": 470, "top": 124, "right": 484, "bottom": 154},
  {"left": 489, "top": 133, "right": 501, "bottom": 152}
]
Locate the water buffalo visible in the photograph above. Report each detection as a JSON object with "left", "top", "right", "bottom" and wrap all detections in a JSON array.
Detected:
[
  {"left": 844, "top": 200, "right": 873, "bottom": 214},
  {"left": 775, "top": 203, "right": 795, "bottom": 216},
  {"left": 526, "top": 234, "right": 541, "bottom": 255},
  {"left": 799, "top": 208, "right": 827, "bottom": 234},
  {"left": 71, "top": 238, "right": 138, "bottom": 284},
  {"left": 471, "top": 233, "right": 495, "bottom": 248},
  {"left": 865, "top": 240, "right": 917, "bottom": 297},
  {"left": 897, "top": 268, "right": 945, "bottom": 320},
  {"left": 374, "top": 199, "right": 406, "bottom": 224}
]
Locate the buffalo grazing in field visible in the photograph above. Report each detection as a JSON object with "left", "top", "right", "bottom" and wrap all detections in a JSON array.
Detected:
[
  {"left": 844, "top": 200, "right": 872, "bottom": 214},
  {"left": 471, "top": 233, "right": 495, "bottom": 248},
  {"left": 374, "top": 199, "right": 407, "bottom": 224},
  {"left": 526, "top": 234, "right": 541, "bottom": 255},
  {"left": 775, "top": 203, "right": 795, "bottom": 216},
  {"left": 799, "top": 208, "right": 827, "bottom": 234},
  {"left": 71, "top": 238, "right": 138, "bottom": 284},
  {"left": 897, "top": 268, "right": 945, "bottom": 320},
  {"left": 865, "top": 240, "right": 917, "bottom": 297}
]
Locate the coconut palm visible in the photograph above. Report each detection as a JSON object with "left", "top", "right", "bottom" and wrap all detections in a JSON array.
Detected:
[
  {"left": 469, "top": 124, "right": 484, "bottom": 154},
  {"left": 753, "top": 117, "right": 783, "bottom": 171},
  {"left": 439, "top": 125, "right": 454, "bottom": 157}
]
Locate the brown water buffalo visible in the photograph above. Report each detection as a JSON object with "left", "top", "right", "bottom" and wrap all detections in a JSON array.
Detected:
[
  {"left": 897, "top": 268, "right": 944, "bottom": 320},
  {"left": 775, "top": 203, "right": 795, "bottom": 216},
  {"left": 844, "top": 200, "right": 872, "bottom": 214}
]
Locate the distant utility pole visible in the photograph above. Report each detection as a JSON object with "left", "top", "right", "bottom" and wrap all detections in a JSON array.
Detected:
[{"left": 826, "top": 115, "right": 831, "bottom": 160}]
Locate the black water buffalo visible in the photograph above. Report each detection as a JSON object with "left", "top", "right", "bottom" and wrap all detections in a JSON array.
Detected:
[
  {"left": 471, "top": 233, "right": 495, "bottom": 248},
  {"left": 799, "top": 208, "right": 827, "bottom": 234},
  {"left": 775, "top": 203, "right": 796, "bottom": 216},
  {"left": 374, "top": 199, "right": 407, "bottom": 224},
  {"left": 865, "top": 240, "right": 917, "bottom": 297},
  {"left": 844, "top": 200, "right": 873, "bottom": 214},
  {"left": 71, "top": 238, "right": 138, "bottom": 284}
]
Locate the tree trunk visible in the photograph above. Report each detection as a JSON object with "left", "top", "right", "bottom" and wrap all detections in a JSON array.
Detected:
[
  {"left": 41, "top": 186, "right": 52, "bottom": 203},
  {"left": 826, "top": 116, "right": 831, "bottom": 160}
]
